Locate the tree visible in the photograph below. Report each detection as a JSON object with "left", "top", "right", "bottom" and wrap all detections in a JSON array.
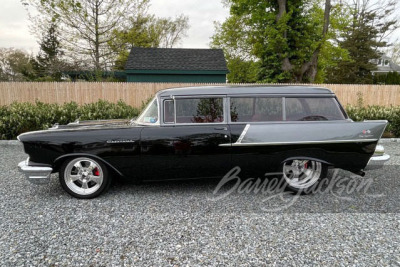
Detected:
[
  {"left": 0, "top": 48, "right": 36, "bottom": 81},
  {"left": 325, "top": 0, "right": 399, "bottom": 84},
  {"left": 211, "top": 14, "right": 260, "bottom": 83},
  {"left": 211, "top": 0, "right": 334, "bottom": 83},
  {"left": 22, "top": 0, "right": 151, "bottom": 70},
  {"left": 34, "top": 23, "right": 65, "bottom": 80},
  {"left": 225, "top": 57, "right": 259, "bottom": 83},
  {"left": 374, "top": 71, "right": 400, "bottom": 85},
  {"left": 109, "top": 14, "right": 189, "bottom": 70}
]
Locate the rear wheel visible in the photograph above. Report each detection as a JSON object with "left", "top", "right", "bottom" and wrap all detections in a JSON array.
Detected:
[
  {"left": 282, "top": 159, "right": 327, "bottom": 194},
  {"left": 59, "top": 157, "right": 111, "bottom": 199}
]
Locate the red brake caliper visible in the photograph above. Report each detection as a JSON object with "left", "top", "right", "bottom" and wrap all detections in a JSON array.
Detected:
[
  {"left": 93, "top": 167, "right": 100, "bottom": 176},
  {"left": 304, "top": 161, "right": 308, "bottom": 169}
]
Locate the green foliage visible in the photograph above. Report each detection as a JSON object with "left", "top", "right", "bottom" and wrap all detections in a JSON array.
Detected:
[
  {"left": 325, "top": 0, "right": 398, "bottom": 84},
  {"left": 211, "top": 0, "right": 342, "bottom": 83},
  {"left": 373, "top": 72, "right": 400, "bottom": 85},
  {"left": 0, "top": 100, "right": 139, "bottom": 140},
  {"left": 210, "top": 14, "right": 260, "bottom": 83},
  {"left": 0, "top": 48, "right": 36, "bottom": 81},
  {"left": 33, "top": 22, "right": 64, "bottom": 81},
  {"left": 346, "top": 105, "right": 400, "bottom": 136},
  {"left": 109, "top": 15, "right": 189, "bottom": 70},
  {"left": 226, "top": 57, "right": 259, "bottom": 83}
]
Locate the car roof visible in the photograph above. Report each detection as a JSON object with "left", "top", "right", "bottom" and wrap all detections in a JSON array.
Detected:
[{"left": 157, "top": 85, "right": 334, "bottom": 97}]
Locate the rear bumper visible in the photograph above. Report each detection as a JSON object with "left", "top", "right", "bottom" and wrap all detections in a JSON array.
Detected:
[
  {"left": 18, "top": 158, "right": 52, "bottom": 184},
  {"left": 365, "top": 144, "right": 390, "bottom": 170},
  {"left": 365, "top": 154, "right": 390, "bottom": 170}
]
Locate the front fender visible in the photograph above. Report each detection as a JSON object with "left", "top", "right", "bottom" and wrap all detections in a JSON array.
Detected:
[{"left": 53, "top": 153, "right": 124, "bottom": 177}]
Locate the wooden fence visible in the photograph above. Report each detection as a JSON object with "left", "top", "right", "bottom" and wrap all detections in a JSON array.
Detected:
[{"left": 0, "top": 82, "right": 399, "bottom": 108}]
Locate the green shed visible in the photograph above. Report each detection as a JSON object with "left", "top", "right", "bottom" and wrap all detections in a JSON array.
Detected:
[{"left": 125, "top": 47, "right": 228, "bottom": 83}]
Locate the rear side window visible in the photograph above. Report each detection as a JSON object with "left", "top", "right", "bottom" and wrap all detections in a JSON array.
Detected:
[
  {"left": 167, "top": 97, "right": 224, "bottom": 124},
  {"left": 285, "top": 98, "right": 346, "bottom": 121},
  {"left": 230, "top": 97, "right": 283, "bottom": 122}
]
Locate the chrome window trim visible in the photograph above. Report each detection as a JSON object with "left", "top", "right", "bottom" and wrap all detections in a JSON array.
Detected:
[
  {"left": 161, "top": 95, "right": 227, "bottom": 126},
  {"left": 282, "top": 97, "right": 286, "bottom": 121},
  {"left": 174, "top": 98, "right": 177, "bottom": 124},
  {"left": 135, "top": 97, "right": 160, "bottom": 126},
  {"left": 163, "top": 99, "right": 175, "bottom": 124}
]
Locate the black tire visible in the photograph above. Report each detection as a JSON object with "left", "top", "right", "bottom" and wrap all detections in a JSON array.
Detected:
[
  {"left": 59, "top": 157, "right": 111, "bottom": 199},
  {"left": 282, "top": 159, "right": 328, "bottom": 194}
]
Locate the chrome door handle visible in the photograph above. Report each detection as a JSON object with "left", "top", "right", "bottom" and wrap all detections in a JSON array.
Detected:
[{"left": 214, "top": 127, "right": 228, "bottom": 131}]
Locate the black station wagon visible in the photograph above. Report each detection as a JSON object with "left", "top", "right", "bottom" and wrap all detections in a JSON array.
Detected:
[{"left": 18, "top": 86, "right": 390, "bottom": 198}]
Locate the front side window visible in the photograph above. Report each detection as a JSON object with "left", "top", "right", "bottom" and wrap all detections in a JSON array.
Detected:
[
  {"left": 286, "top": 97, "right": 346, "bottom": 121},
  {"left": 230, "top": 97, "right": 283, "bottom": 122},
  {"left": 136, "top": 97, "right": 159, "bottom": 124},
  {"left": 170, "top": 97, "right": 224, "bottom": 124}
]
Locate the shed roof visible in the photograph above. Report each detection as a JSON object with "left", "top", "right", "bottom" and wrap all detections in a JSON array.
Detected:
[{"left": 125, "top": 47, "right": 228, "bottom": 71}]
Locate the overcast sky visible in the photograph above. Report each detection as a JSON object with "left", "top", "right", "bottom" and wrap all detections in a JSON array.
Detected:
[
  {"left": 0, "top": 0, "right": 229, "bottom": 53},
  {"left": 0, "top": 0, "right": 398, "bottom": 54}
]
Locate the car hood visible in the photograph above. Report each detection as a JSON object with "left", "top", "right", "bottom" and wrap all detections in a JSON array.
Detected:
[
  {"left": 17, "top": 119, "right": 141, "bottom": 141},
  {"left": 55, "top": 119, "right": 132, "bottom": 129}
]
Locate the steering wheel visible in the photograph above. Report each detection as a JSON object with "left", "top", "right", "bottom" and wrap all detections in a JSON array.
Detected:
[{"left": 299, "top": 115, "right": 329, "bottom": 121}]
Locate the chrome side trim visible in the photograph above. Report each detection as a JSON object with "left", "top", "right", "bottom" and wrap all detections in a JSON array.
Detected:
[
  {"left": 219, "top": 138, "right": 378, "bottom": 147},
  {"left": 106, "top": 139, "right": 136, "bottom": 143},
  {"left": 18, "top": 158, "right": 52, "bottom": 185},
  {"left": 236, "top": 124, "right": 250, "bottom": 143}
]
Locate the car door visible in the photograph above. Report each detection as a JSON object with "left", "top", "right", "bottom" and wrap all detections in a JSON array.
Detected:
[{"left": 140, "top": 96, "right": 232, "bottom": 180}]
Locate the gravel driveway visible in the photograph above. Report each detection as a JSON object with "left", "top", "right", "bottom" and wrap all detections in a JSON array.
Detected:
[{"left": 0, "top": 142, "right": 399, "bottom": 266}]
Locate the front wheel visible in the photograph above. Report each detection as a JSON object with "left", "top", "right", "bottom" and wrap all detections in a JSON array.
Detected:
[
  {"left": 282, "top": 159, "right": 327, "bottom": 194},
  {"left": 59, "top": 157, "right": 111, "bottom": 199}
]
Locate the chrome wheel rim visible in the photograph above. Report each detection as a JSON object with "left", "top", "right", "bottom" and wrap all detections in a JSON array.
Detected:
[
  {"left": 64, "top": 158, "right": 104, "bottom": 196},
  {"left": 283, "top": 160, "right": 321, "bottom": 189}
]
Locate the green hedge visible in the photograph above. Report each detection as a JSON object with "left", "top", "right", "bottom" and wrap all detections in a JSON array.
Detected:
[
  {"left": 1, "top": 101, "right": 400, "bottom": 140},
  {"left": 0, "top": 100, "right": 139, "bottom": 140}
]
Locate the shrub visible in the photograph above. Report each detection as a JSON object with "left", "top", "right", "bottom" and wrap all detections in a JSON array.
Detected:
[
  {"left": 0, "top": 100, "right": 139, "bottom": 140},
  {"left": 373, "top": 71, "right": 400, "bottom": 85}
]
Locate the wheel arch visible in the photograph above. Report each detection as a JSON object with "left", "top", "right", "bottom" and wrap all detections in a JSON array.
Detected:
[
  {"left": 53, "top": 153, "right": 124, "bottom": 177},
  {"left": 281, "top": 156, "right": 333, "bottom": 167}
]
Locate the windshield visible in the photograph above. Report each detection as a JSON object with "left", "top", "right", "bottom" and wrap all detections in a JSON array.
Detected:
[{"left": 135, "top": 97, "right": 159, "bottom": 125}]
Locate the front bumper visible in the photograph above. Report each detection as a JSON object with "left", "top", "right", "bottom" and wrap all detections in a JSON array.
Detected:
[
  {"left": 18, "top": 158, "right": 52, "bottom": 184},
  {"left": 365, "top": 145, "right": 390, "bottom": 170}
]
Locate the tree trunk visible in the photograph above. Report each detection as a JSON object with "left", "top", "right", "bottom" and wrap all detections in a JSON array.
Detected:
[
  {"left": 276, "top": 0, "right": 294, "bottom": 73},
  {"left": 94, "top": 0, "right": 100, "bottom": 70},
  {"left": 296, "top": 0, "right": 331, "bottom": 82}
]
